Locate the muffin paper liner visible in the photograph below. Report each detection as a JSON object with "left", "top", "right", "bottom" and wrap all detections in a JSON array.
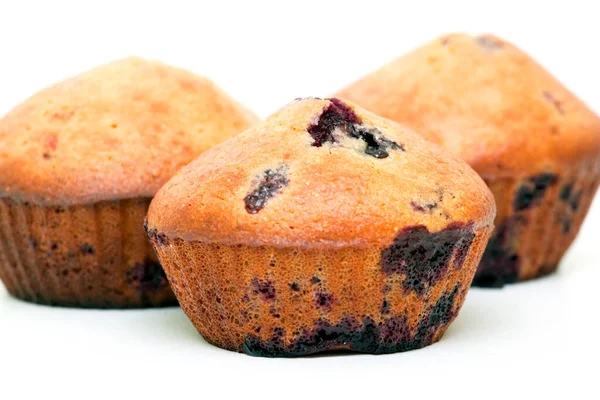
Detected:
[
  {"left": 0, "top": 198, "right": 176, "bottom": 308},
  {"left": 474, "top": 158, "right": 600, "bottom": 286},
  {"left": 152, "top": 224, "right": 491, "bottom": 356}
]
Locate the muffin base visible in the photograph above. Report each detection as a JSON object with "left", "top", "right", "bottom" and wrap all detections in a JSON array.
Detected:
[
  {"left": 152, "top": 223, "right": 491, "bottom": 357},
  {"left": 473, "top": 158, "right": 600, "bottom": 287},
  {"left": 0, "top": 198, "right": 177, "bottom": 308}
]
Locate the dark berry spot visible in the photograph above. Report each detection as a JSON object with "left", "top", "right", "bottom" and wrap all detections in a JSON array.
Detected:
[
  {"left": 514, "top": 173, "right": 558, "bottom": 211},
  {"left": 561, "top": 215, "right": 571, "bottom": 234},
  {"left": 269, "top": 307, "right": 280, "bottom": 318},
  {"left": 543, "top": 91, "right": 565, "bottom": 115},
  {"left": 410, "top": 200, "right": 438, "bottom": 213},
  {"left": 80, "top": 243, "right": 95, "bottom": 255},
  {"left": 244, "top": 165, "right": 290, "bottom": 214},
  {"left": 559, "top": 184, "right": 573, "bottom": 201},
  {"left": 570, "top": 190, "right": 582, "bottom": 211},
  {"left": 252, "top": 278, "right": 276, "bottom": 301},
  {"left": 289, "top": 282, "right": 300, "bottom": 292},
  {"left": 306, "top": 98, "right": 404, "bottom": 159},
  {"left": 381, "top": 222, "right": 475, "bottom": 295},
  {"left": 28, "top": 237, "right": 38, "bottom": 249},
  {"left": 310, "top": 276, "right": 321, "bottom": 284},
  {"left": 473, "top": 218, "right": 521, "bottom": 287},
  {"left": 42, "top": 152, "right": 51, "bottom": 159},
  {"left": 347, "top": 125, "right": 404, "bottom": 159},
  {"left": 241, "top": 284, "right": 460, "bottom": 357},
  {"left": 125, "top": 258, "right": 169, "bottom": 293},
  {"left": 315, "top": 292, "right": 334, "bottom": 311},
  {"left": 308, "top": 98, "right": 358, "bottom": 147},
  {"left": 475, "top": 35, "right": 503, "bottom": 50},
  {"left": 143, "top": 218, "right": 168, "bottom": 246},
  {"left": 50, "top": 243, "right": 58, "bottom": 251},
  {"left": 381, "top": 300, "right": 390, "bottom": 314},
  {"left": 414, "top": 284, "right": 459, "bottom": 343},
  {"left": 411, "top": 190, "right": 444, "bottom": 213}
]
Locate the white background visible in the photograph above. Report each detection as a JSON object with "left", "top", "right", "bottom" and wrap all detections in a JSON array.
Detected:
[{"left": 0, "top": 1, "right": 598, "bottom": 399}]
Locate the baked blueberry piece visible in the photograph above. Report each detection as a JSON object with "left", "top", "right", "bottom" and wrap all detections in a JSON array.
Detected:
[{"left": 145, "top": 97, "right": 496, "bottom": 356}]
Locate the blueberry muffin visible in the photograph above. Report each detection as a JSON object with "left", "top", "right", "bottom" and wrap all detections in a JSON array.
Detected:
[
  {"left": 337, "top": 34, "right": 600, "bottom": 287},
  {"left": 0, "top": 57, "right": 259, "bottom": 308},
  {"left": 145, "top": 97, "right": 495, "bottom": 356}
]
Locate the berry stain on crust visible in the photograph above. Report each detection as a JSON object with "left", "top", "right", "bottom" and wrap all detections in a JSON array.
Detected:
[
  {"left": 543, "top": 91, "right": 565, "bottom": 115},
  {"left": 125, "top": 258, "right": 170, "bottom": 294},
  {"left": 381, "top": 299, "right": 391, "bottom": 314},
  {"left": 410, "top": 190, "right": 444, "bottom": 213},
  {"left": 315, "top": 291, "right": 334, "bottom": 311},
  {"left": 514, "top": 173, "right": 558, "bottom": 211},
  {"left": 381, "top": 222, "right": 475, "bottom": 295},
  {"left": 307, "top": 98, "right": 404, "bottom": 159},
  {"left": 475, "top": 35, "right": 503, "bottom": 50},
  {"left": 410, "top": 201, "right": 438, "bottom": 213},
  {"left": 308, "top": 98, "right": 359, "bottom": 146},
  {"left": 241, "top": 284, "right": 460, "bottom": 357},
  {"left": 143, "top": 218, "right": 168, "bottom": 246},
  {"left": 347, "top": 125, "right": 404, "bottom": 159},
  {"left": 244, "top": 165, "right": 290, "bottom": 214},
  {"left": 80, "top": 243, "right": 95, "bottom": 255},
  {"left": 252, "top": 278, "right": 276, "bottom": 301},
  {"left": 473, "top": 217, "right": 520, "bottom": 287},
  {"left": 559, "top": 184, "right": 573, "bottom": 201},
  {"left": 558, "top": 183, "right": 583, "bottom": 235}
]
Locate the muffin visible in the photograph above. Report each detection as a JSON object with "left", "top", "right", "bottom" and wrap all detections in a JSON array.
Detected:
[
  {"left": 0, "top": 57, "right": 259, "bottom": 308},
  {"left": 337, "top": 34, "right": 600, "bottom": 287},
  {"left": 145, "top": 97, "right": 495, "bottom": 356}
]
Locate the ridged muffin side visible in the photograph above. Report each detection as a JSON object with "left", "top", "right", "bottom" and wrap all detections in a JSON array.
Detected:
[
  {"left": 0, "top": 198, "right": 175, "bottom": 308},
  {"left": 149, "top": 227, "right": 491, "bottom": 356},
  {"left": 475, "top": 158, "right": 600, "bottom": 286}
]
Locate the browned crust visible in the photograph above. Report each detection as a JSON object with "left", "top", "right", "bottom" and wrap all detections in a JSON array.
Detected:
[
  {"left": 146, "top": 98, "right": 496, "bottom": 248},
  {"left": 0, "top": 197, "right": 176, "bottom": 308},
  {"left": 0, "top": 57, "right": 259, "bottom": 206},
  {"left": 336, "top": 33, "right": 600, "bottom": 178}
]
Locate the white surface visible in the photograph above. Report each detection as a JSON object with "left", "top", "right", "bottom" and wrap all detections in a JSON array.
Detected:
[{"left": 0, "top": 1, "right": 598, "bottom": 399}]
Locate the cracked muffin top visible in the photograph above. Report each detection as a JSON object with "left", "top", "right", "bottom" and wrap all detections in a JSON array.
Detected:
[
  {"left": 147, "top": 97, "right": 495, "bottom": 248},
  {"left": 336, "top": 33, "right": 600, "bottom": 178},
  {"left": 0, "top": 57, "right": 259, "bottom": 205}
]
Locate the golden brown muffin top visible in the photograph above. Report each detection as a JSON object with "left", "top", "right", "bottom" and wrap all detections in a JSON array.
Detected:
[
  {"left": 0, "top": 57, "right": 259, "bottom": 205},
  {"left": 337, "top": 33, "right": 600, "bottom": 178},
  {"left": 147, "top": 98, "right": 495, "bottom": 248}
]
